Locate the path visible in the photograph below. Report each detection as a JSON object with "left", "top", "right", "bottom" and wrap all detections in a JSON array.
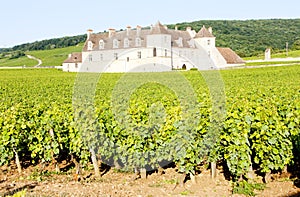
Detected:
[{"left": 26, "top": 55, "right": 42, "bottom": 67}]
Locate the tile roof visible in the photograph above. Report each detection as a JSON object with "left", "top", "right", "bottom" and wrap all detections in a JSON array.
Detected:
[
  {"left": 63, "top": 52, "right": 82, "bottom": 63},
  {"left": 217, "top": 47, "right": 245, "bottom": 64},
  {"left": 195, "top": 25, "right": 214, "bottom": 38},
  {"left": 83, "top": 23, "right": 197, "bottom": 51},
  {"left": 150, "top": 21, "right": 169, "bottom": 34}
]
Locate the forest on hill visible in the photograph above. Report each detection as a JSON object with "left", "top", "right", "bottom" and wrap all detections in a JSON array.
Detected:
[
  {"left": 170, "top": 18, "right": 300, "bottom": 57},
  {"left": 0, "top": 35, "right": 86, "bottom": 59},
  {"left": 0, "top": 18, "right": 300, "bottom": 58}
]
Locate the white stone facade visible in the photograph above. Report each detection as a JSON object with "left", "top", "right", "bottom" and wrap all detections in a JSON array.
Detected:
[{"left": 64, "top": 22, "right": 244, "bottom": 72}]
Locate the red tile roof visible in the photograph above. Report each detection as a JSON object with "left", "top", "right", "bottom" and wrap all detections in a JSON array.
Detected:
[
  {"left": 82, "top": 23, "right": 196, "bottom": 51},
  {"left": 217, "top": 47, "right": 245, "bottom": 64},
  {"left": 63, "top": 52, "right": 82, "bottom": 63},
  {"left": 195, "top": 25, "right": 214, "bottom": 38},
  {"left": 150, "top": 21, "right": 169, "bottom": 34}
]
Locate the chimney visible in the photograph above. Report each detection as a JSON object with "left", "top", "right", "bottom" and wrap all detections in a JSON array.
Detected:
[
  {"left": 150, "top": 24, "right": 153, "bottom": 31},
  {"left": 186, "top": 27, "right": 192, "bottom": 32},
  {"left": 87, "top": 29, "right": 93, "bottom": 39},
  {"left": 108, "top": 28, "right": 116, "bottom": 38},
  {"left": 164, "top": 25, "right": 168, "bottom": 30},
  {"left": 137, "top": 25, "right": 142, "bottom": 36},
  {"left": 208, "top": 27, "right": 212, "bottom": 34},
  {"left": 68, "top": 53, "right": 72, "bottom": 58},
  {"left": 126, "top": 26, "right": 131, "bottom": 36},
  {"left": 175, "top": 26, "right": 178, "bottom": 31}
]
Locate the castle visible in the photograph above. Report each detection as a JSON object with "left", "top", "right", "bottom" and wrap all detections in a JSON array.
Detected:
[{"left": 63, "top": 21, "right": 244, "bottom": 72}]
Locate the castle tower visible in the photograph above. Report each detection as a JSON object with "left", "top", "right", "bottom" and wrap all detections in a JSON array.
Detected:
[{"left": 194, "top": 25, "right": 215, "bottom": 52}]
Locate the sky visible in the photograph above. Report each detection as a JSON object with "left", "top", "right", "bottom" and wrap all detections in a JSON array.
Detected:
[{"left": 0, "top": 0, "right": 299, "bottom": 48}]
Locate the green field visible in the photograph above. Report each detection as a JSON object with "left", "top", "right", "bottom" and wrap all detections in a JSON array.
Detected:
[
  {"left": 27, "top": 43, "right": 83, "bottom": 66},
  {"left": 0, "top": 56, "right": 38, "bottom": 67},
  {"left": 0, "top": 44, "right": 83, "bottom": 67},
  {"left": 272, "top": 50, "right": 300, "bottom": 58},
  {"left": 1, "top": 66, "right": 300, "bottom": 185},
  {"left": 245, "top": 60, "right": 300, "bottom": 66},
  {"left": 243, "top": 50, "right": 300, "bottom": 60}
]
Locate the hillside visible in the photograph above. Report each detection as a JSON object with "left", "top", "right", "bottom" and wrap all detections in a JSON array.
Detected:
[
  {"left": 27, "top": 44, "right": 83, "bottom": 66},
  {"left": 170, "top": 18, "right": 300, "bottom": 57},
  {"left": 0, "top": 34, "right": 86, "bottom": 52},
  {"left": 0, "top": 44, "right": 83, "bottom": 67}
]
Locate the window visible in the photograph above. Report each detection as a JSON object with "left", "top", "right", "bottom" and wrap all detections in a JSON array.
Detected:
[
  {"left": 87, "top": 41, "right": 93, "bottom": 50},
  {"left": 100, "top": 54, "right": 103, "bottom": 61},
  {"left": 88, "top": 54, "right": 92, "bottom": 62},
  {"left": 114, "top": 53, "right": 118, "bottom": 60},
  {"left": 124, "top": 38, "right": 129, "bottom": 48},
  {"left": 189, "top": 40, "right": 195, "bottom": 48},
  {"left": 75, "top": 63, "right": 78, "bottom": 68},
  {"left": 127, "top": 57, "right": 129, "bottom": 62},
  {"left": 165, "top": 49, "right": 167, "bottom": 57},
  {"left": 177, "top": 37, "right": 183, "bottom": 47},
  {"left": 153, "top": 48, "right": 157, "bottom": 57},
  {"left": 99, "top": 40, "right": 104, "bottom": 49},
  {"left": 113, "top": 39, "right": 119, "bottom": 48},
  {"left": 137, "top": 51, "right": 141, "bottom": 59},
  {"left": 207, "top": 39, "right": 211, "bottom": 46},
  {"left": 136, "top": 37, "right": 141, "bottom": 47}
]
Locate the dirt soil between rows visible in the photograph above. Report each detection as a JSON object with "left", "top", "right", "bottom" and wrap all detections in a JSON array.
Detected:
[{"left": 1, "top": 162, "right": 300, "bottom": 197}]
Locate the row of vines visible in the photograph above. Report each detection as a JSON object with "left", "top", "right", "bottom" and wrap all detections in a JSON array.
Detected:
[{"left": 0, "top": 67, "right": 300, "bottom": 182}]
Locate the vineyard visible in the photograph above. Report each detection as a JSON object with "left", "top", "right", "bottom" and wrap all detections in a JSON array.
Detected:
[{"left": 0, "top": 66, "right": 300, "bottom": 195}]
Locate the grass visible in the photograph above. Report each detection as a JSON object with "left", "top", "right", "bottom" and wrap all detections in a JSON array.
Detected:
[
  {"left": 272, "top": 50, "right": 300, "bottom": 58},
  {"left": 148, "top": 178, "right": 178, "bottom": 188},
  {"left": 0, "top": 56, "right": 37, "bottom": 67},
  {"left": 27, "top": 43, "right": 83, "bottom": 66},
  {"left": 243, "top": 50, "right": 300, "bottom": 60},
  {"left": 245, "top": 60, "right": 300, "bottom": 66},
  {"left": 180, "top": 190, "right": 193, "bottom": 195},
  {"left": 232, "top": 180, "right": 266, "bottom": 196}
]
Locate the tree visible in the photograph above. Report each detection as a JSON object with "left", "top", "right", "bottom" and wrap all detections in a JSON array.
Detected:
[{"left": 292, "top": 40, "right": 300, "bottom": 50}]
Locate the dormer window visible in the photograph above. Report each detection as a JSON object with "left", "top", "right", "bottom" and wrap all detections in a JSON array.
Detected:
[
  {"left": 124, "top": 38, "right": 129, "bottom": 48},
  {"left": 113, "top": 39, "right": 119, "bottom": 48},
  {"left": 177, "top": 37, "right": 183, "bottom": 47},
  {"left": 99, "top": 40, "right": 105, "bottom": 49},
  {"left": 87, "top": 41, "right": 93, "bottom": 50},
  {"left": 136, "top": 37, "right": 141, "bottom": 47},
  {"left": 188, "top": 40, "right": 195, "bottom": 48}
]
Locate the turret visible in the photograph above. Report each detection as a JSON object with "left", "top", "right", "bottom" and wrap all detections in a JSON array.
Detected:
[{"left": 194, "top": 25, "right": 216, "bottom": 49}]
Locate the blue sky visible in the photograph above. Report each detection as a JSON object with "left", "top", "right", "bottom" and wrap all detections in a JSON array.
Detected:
[{"left": 0, "top": 0, "right": 299, "bottom": 48}]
